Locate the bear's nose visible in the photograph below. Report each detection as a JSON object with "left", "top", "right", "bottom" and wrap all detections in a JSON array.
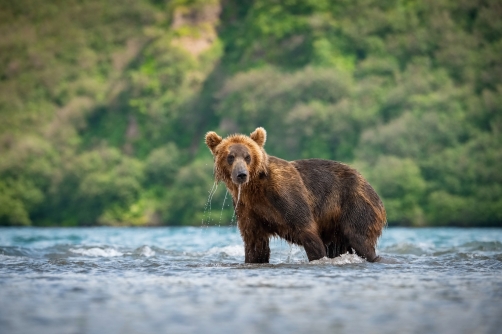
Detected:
[{"left": 237, "top": 172, "right": 247, "bottom": 181}]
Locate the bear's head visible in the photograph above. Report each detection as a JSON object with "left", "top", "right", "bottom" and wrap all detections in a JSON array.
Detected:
[{"left": 205, "top": 127, "right": 268, "bottom": 186}]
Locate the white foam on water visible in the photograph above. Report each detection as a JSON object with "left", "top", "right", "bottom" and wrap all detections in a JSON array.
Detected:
[
  {"left": 309, "top": 253, "right": 365, "bottom": 265},
  {"left": 207, "top": 245, "right": 244, "bottom": 257},
  {"left": 138, "top": 246, "right": 155, "bottom": 257},
  {"left": 70, "top": 247, "right": 123, "bottom": 257}
]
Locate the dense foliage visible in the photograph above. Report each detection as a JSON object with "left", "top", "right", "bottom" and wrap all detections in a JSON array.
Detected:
[{"left": 0, "top": 0, "right": 500, "bottom": 226}]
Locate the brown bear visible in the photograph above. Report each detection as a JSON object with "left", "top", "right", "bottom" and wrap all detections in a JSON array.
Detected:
[{"left": 205, "top": 127, "right": 386, "bottom": 263}]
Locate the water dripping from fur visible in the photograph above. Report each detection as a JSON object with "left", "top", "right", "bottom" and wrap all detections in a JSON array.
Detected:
[
  {"left": 218, "top": 189, "right": 229, "bottom": 227},
  {"left": 208, "top": 183, "right": 219, "bottom": 225},
  {"left": 202, "top": 182, "right": 218, "bottom": 226},
  {"left": 231, "top": 185, "right": 242, "bottom": 226},
  {"left": 237, "top": 185, "right": 242, "bottom": 210}
]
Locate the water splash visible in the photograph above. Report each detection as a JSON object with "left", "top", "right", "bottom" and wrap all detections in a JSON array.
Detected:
[
  {"left": 309, "top": 253, "right": 365, "bottom": 265},
  {"left": 286, "top": 242, "right": 293, "bottom": 263}
]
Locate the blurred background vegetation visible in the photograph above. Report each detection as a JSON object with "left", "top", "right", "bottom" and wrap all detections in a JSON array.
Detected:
[{"left": 0, "top": 0, "right": 501, "bottom": 227}]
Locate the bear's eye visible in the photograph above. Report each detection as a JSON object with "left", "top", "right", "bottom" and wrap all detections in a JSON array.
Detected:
[
  {"left": 227, "top": 155, "right": 235, "bottom": 165},
  {"left": 245, "top": 155, "right": 251, "bottom": 164}
]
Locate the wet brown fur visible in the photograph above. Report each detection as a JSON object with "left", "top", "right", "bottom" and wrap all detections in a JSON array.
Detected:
[{"left": 205, "top": 127, "right": 386, "bottom": 263}]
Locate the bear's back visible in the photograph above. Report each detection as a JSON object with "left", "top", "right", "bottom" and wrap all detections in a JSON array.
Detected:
[
  {"left": 291, "top": 158, "right": 358, "bottom": 196},
  {"left": 291, "top": 159, "right": 379, "bottom": 217}
]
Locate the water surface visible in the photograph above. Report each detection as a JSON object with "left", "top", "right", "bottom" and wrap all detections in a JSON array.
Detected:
[{"left": 1, "top": 227, "right": 501, "bottom": 334}]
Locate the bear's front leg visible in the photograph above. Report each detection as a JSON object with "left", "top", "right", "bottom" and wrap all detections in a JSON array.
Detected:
[
  {"left": 244, "top": 236, "right": 270, "bottom": 263},
  {"left": 300, "top": 230, "right": 326, "bottom": 261}
]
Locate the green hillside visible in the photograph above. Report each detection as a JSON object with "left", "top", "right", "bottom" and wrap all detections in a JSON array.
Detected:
[{"left": 0, "top": 0, "right": 501, "bottom": 226}]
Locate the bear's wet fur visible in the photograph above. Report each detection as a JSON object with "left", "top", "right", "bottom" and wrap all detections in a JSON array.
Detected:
[{"left": 205, "top": 127, "right": 386, "bottom": 263}]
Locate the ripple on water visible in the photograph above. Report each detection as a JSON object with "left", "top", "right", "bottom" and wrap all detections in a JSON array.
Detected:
[
  {"left": 460, "top": 241, "right": 502, "bottom": 251},
  {"left": 0, "top": 246, "right": 36, "bottom": 258},
  {"left": 381, "top": 243, "right": 432, "bottom": 256}
]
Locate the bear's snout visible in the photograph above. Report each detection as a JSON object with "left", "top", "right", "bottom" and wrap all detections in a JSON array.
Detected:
[
  {"left": 237, "top": 172, "right": 247, "bottom": 181},
  {"left": 232, "top": 161, "right": 249, "bottom": 185}
]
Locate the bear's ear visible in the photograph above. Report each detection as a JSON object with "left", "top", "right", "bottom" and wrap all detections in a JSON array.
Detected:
[
  {"left": 250, "top": 127, "right": 266, "bottom": 147},
  {"left": 205, "top": 131, "right": 223, "bottom": 154}
]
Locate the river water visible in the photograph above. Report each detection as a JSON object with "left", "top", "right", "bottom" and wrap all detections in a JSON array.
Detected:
[{"left": 0, "top": 227, "right": 501, "bottom": 334}]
